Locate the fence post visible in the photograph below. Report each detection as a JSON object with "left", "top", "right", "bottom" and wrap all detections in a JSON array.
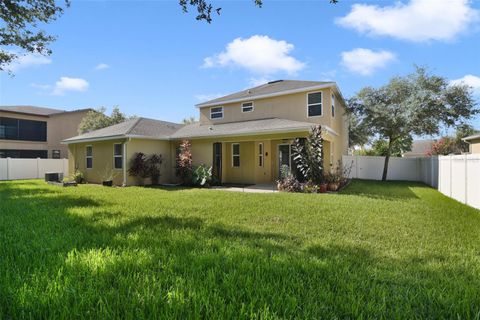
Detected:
[
  {"left": 36, "top": 158, "right": 40, "bottom": 179},
  {"left": 355, "top": 156, "right": 359, "bottom": 179},
  {"left": 6, "top": 157, "right": 10, "bottom": 180},
  {"left": 464, "top": 154, "right": 468, "bottom": 205},
  {"left": 449, "top": 155, "right": 453, "bottom": 197}
]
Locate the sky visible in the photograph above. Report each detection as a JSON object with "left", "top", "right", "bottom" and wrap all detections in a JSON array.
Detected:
[{"left": 1, "top": 0, "right": 480, "bottom": 132}]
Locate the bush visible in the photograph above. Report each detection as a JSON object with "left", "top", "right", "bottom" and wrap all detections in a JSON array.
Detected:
[
  {"left": 277, "top": 165, "right": 301, "bottom": 192},
  {"left": 128, "top": 152, "right": 149, "bottom": 184},
  {"left": 72, "top": 171, "right": 85, "bottom": 184},
  {"left": 192, "top": 164, "right": 212, "bottom": 187},
  {"left": 291, "top": 125, "right": 324, "bottom": 184},
  {"left": 147, "top": 154, "right": 163, "bottom": 185},
  {"left": 176, "top": 140, "right": 193, "bottom": 185}
]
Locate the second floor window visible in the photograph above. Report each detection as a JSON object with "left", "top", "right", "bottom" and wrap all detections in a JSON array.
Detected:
[
  {"left": 86, "top": 146, "right": 93, "bottom": 169},
  {"left": 113, "top": 143, "right": 123, "bottom": 169},
  {"left": 0, "top": 117, "right": 47, "bottom": 142},
  {"left": 242, "top": 102, "right": 254, "bottom": 113},
  {"left": 210, "top": 107, "right": 223, "bottom": 119},
  {"left": 331, "top": 94, "right": 335, "bottom": 117},
  {"left": 307, "top": 92, "right": 322, "bottom": 117},
  {"left": 232, "top": 143, "right": 240, "bottom": 167}
]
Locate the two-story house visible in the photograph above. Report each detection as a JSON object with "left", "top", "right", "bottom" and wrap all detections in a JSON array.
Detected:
[
  {"left": 0, "top": 106, "right": 91, "bottom": 159},
  {"left": 63, "top": 80, "right": 349, "bottom": 186}
]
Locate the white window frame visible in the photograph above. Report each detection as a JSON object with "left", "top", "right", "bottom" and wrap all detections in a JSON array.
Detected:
[
  {"left": 241, "top": 101, "right": 254, "bottom": 113},
  {"left": 86, "top": 145, "right": 93, "bottom": 169},
  {"left": 232, "top": 143, "right": 240, "bottom": 168},
  {"left": 331, "top": 94, "right": 335, "bottom": 118},
  {"left": 258, "top": 143, "right": 264, "bottom": 167},
  {"left": 210, "top": 106, "right": 224, "bottom": 120},
  {"left": 307, "top": 91, "right": 323, "bottom": 118},
  {"left": 113, "top": 143, "right": 123, "bottom": 170}
]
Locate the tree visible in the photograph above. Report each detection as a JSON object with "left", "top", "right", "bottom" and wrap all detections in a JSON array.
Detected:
[
  {"left": 291, "top": 125, "right": 324, "bottom": 184},
  {"left": 182, "top": 116, "right": 197, "bottom": 124},
  {"left": 78, "top": 106, "right": 129, "bottom": 134},
  {"left": 348, "top": 67, "right": 478, "bottom": 181},
  {"left": 1, "top": 0, "right": 69, "bottom": 72},
  {"left": 175, "top": 140, "right": 193, "bottom": 185},
  {"left": 354, "top": 137, "right": 413, "bottom": 157},
  {"left": 180, "top": 0, "right": 338, "bottom": 23},
  {"left": 427, "top": 123, "right": 477, "bottom": 155},
  {"left": 346, "top": 106, "right": 371, "bottom": 148}
]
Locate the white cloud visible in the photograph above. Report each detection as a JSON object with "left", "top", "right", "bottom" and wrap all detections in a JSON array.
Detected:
[
  {"left": 95, "top": 63, "right": 109, "bottom": 70},
  {"left": 7, "top": 53, "right": 51, "bottom": 72},
  {"left": 451, "top": 74, "right": 480, "bottom": 95},
  {"left": 30, "top": 83, "right": 52, "bottom": 90},
  {"left": 341, "top": 48, "right": 396, "bottom": 76},
  {"left": 336, "top": 0, "right": 479, "bottom": 42},
  {"left": 194, "top": 93, "right": 224, "bottom": 102},
  {"left": 202, "top": 35, "right": 305, "bottom": 75},
  {"left": 52, "top": 77, "right": 89, "bottom": 95}
]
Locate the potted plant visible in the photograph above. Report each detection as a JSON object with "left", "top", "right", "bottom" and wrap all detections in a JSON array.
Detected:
[
  {"left": 319, "top": 179, "right": 328, "bottom": 193},
  {"left": 101, "top": 163, "right": 118, "bottom": 186}
]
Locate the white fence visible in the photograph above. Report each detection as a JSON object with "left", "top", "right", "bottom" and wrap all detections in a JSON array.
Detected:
[
  {"left": 343, "top": 155, "right": 438, "bottom": 188},
  {"left": 438, "top": 155, "right": 480, "bottom": 209},
  {"left": 0, "top": 158, "right": 69, "bottom": 181}
]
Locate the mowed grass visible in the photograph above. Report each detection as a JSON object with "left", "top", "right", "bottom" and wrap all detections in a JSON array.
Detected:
[{"left": 1, "top": 180, "right": 480, "bottom": 319}]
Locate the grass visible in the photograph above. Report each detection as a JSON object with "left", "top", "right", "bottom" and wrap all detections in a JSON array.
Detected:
[{"left": 1, "top": 179, "right": 480, "bottom": 319}]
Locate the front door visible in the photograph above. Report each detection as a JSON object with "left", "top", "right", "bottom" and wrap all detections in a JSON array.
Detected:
[
  {"left": 212, "top": 142, "right": 222, "bottom": 184},
  {"left": 278, "top": 144, "right": 290, "bottom": 177}
]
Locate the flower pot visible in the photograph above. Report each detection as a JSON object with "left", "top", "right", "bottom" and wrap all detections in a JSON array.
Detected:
[
  {"left": 328, "top": 183, "right": 339, "bottom": 191},
  {"left": 102, "top": 180, "right": 113, "bottom": 187},
  {"left": 319, "top": 183, "right": 328, "bottom": 193}
]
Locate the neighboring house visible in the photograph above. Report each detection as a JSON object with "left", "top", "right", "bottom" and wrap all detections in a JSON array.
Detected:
[
  {"left": 63, "top": 80, "right": 349, "bottom": 186},
  {"left": 402, "top": 139, "right": 436, "bottom": 157},
  {"left": 0, "top": 106, "right": 90, "bottom": 159},
  {"left": 463, "top": 133, "right": 480, "bottom": 154}
]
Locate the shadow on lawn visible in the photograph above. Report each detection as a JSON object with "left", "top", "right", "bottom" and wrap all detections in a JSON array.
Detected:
[
  {"left": 1, "top": 182, "right": 480, "bottom": 318},
  {"left": 340, "top": 179, "right": 422, "bottom": 201}
]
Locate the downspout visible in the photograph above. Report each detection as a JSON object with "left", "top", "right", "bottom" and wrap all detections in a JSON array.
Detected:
[{"left": 123, "top": 139, "right": 129, "bottom": 186}]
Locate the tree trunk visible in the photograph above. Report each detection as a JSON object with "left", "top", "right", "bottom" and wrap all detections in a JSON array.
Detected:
[{"left": 382, "top": 139, "right": 393, "bottom": 181}]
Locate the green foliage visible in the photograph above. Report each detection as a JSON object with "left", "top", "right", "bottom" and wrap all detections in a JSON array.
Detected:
[
  {"left": 354, "top": 137, "right": 413, "bottom": 157},
  {"left": 291, "top": 125, "right": 324, "bottom": 184},
  {"left": 192, "top": 164, "right": 212, "bottom": 187},
  {"left": 175, "top": 140, "right": 193, "bottom": 185},
  {"left": 1, "top": 0, "right": 69, "bottom": 73},
  {"left": 427, "top": 124, "right": 477, "bottom": 155},
  {"left": 71, "top": 170, "right": 84, "bottom": 184},
  {"left": 348, "top": 66, "right": 479, "bottom": 180},
  {"left": 1, "top": 179, "right": 480, "bottom": 318},
  {"left": 346, "top": 107, "right": 371, "bottom": 148},
  {"left": 78, "top": 107, "right": 129, "bottom": 134},
  {"left": 181, "top": 116, "right": 197, "bottom": 124},
  {"left": 128, "top": 152, "right": 149, "bottom": 181},
  {"left": 147, "top": 154, "right": 163, "bottom": 185}
]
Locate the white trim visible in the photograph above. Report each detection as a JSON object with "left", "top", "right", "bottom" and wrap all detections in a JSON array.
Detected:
[
  {"left": 210, "top": 106, "right": 224, "bottom": 120},
  {"left": 231, "top": 143, "right": 240, "bottom": 168},
  {"left": 241, "top": 101, "right": 254, "bottom": 113},
  {"left": 85, "top": 145, "right": 93, "bottom": 169},
  {"left": 113, "top": 143, "right": 123, "bottom": 170},
  {"left": 196, "top": 83, "right": 338, "bottom": 108},
  {"left": 122, "top": 141, "right": 127, "bottom": 186},
  {"left": 62, "top": 135, "right": 124, "bottom": 144},
  {"left": 306, "top": 91, "right": 323, "bottom": 118}
]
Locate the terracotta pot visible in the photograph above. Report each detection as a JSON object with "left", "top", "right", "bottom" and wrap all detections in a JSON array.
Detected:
[
  {"left": 319, "top": 183, "right": 328, "bottom": 193},
  {"left": 328, "top": 183, "right": 339, "bottom": 191}
]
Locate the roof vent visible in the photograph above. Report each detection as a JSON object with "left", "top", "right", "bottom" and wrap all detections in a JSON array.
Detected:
[{"left": 267, "top": 80, "right": 283, "bottom": 84}]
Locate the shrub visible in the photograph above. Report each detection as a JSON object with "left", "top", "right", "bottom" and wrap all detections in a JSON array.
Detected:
[
  {"left": 147, "top": 154, "right": 163, "bottom": 185},
  {"left": 192, "top": 164, "right": 212, "bottom": 187},
  {"left": 176, "top": 140, "right": 193, "bottom": 185},
  {"left": 128, "top": 152, "right": 149, "bottom": 184},
  {"left": 277, "top": 165, "right": 301, "bottom": 192},
  {"left": 291, "top": 125, "right": 324, "bottom": 184},
  {"left": 301, "top": 181, "right": 319, "bottom": 193},
  {"left": 72, "top": 170, "right": 85, "bottom": 184}
]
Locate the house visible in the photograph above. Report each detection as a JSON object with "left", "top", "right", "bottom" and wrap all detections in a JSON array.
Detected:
[
  {"left": 63, "top": 80, "right": 349, "bottom": 186},
  {"left": 463, "top": 133, "right": 480, "bottom": 154},
  {"left": 402, "top": 139, "right": 436, "bottom": 157},
  {"left": 0, "top": 106, "right": 91, "bottom": 159}
]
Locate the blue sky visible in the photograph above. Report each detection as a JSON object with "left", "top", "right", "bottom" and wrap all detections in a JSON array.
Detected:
[{"left": 1, "top": 0, "right": 480, "bottom": 131}]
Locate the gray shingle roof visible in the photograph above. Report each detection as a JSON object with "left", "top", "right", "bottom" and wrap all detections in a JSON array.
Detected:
[
  {"left": 196, "top": 80, "right": 335, "bottom": 107},
  {"left": 0, "top": 105, "right": 91, "bottom": 116},
  {"left": 171, "top": 118, "right": 317, "bottom": 139},
  {"left": 63, "top": 117, "right": 182, "bottom": 143}
]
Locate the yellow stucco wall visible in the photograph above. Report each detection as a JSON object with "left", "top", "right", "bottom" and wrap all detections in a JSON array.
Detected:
[{"left": 469, "top": 139, "right": 480, "bottom": 153}]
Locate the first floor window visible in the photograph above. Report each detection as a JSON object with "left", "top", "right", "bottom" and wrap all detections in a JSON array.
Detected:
[
  {"left": 86, "top": 145, "right": 93, "bottom": 169},
  {"left": 114, "top": 143, "right": 123, "bottom": 169},
  {"left": 210, "top": 107, "right": 223, "bottom": 119},
  {"left": 258, "top": 143, "right": 264, "bottom": 167},
  {"left": 307, "top": 91, "right": 322, "bottom": 117},
  {"left": 232, "top": 143, "right": 240, "bottom": 167},
  {"left": 52, "top": 150, "right": 60, "bottom": 159}
]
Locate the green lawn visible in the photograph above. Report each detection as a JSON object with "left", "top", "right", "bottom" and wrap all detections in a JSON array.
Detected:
[{"left": 1, "top": 180, "right": 480, "bottom": 319}]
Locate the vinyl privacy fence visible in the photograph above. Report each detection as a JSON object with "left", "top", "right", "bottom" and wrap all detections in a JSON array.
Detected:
[
  {"left": 342, "top": 155, "right": 438, "bottom": 188},
  {"left": 0, "top": 158, "right": 69, "bottom": 181},
  {"left": 343, "top": 155, "right": 480, "bottom": 209}
]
